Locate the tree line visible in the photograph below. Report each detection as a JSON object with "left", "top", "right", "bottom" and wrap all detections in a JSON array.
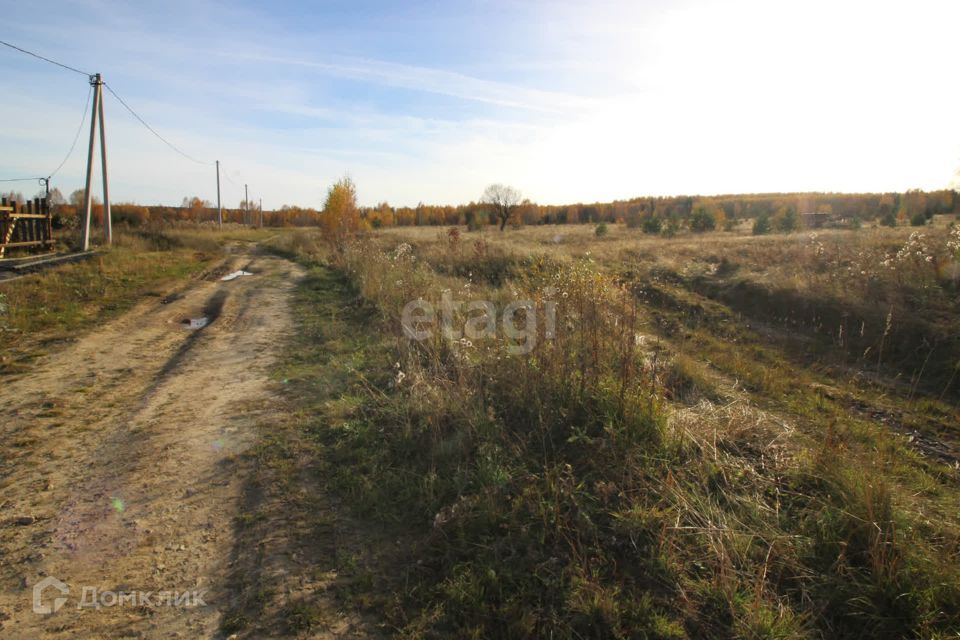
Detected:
[
  {"left": 4, "top": 185, "right": 957, "bottom": 232},
  {"left": 330, "top": 188, "right": 960, "bottom": 233}
]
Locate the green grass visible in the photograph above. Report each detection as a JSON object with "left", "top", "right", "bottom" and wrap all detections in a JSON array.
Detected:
[
  {"left": 0, "top": 230, "right": 222, "bottom": 373},
  {"left": 219, "top": 258, "right": 399, "bottom": 638}
]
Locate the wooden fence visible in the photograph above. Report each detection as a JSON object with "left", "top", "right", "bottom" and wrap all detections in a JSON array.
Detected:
[{"left": 0, "top": 196, "right": 54, "bottom": 258}]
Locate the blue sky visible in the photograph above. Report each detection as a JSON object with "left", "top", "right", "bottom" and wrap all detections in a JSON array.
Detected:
[{"left": 1, "top": 0, "right": 958, "bottom": 208}]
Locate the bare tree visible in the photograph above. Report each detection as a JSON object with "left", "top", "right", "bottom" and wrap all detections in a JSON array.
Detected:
[
  {"left": 47, "top": 187, "right": 66, "bottom": 206},
  {"left": 481, "top": 184, "right": 522, "bottom": 231},
  {"left": 69, "top": 189, "right": 99, "bottom": 207}
]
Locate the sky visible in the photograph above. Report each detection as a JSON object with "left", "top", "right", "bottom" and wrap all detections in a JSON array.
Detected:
[{"left": 1, "top": 0, "right": 958, "bottom": 208}]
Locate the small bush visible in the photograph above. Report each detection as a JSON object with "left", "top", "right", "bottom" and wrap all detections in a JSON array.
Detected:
[
  {"left": 753, "top": 214, "right": 772, "bottom": 235},
  {"left": 642, "top": 216, "right": 663, "bottom": 234},
  {"left": 595, "top": 222, "right": 608, "bottom": 237},
  {"left": 774, "top": 208, "right": 800, "bottom": 233},
  {"left": 465, "top": 210, "right": 485, "bottom": 231},
  {"left": 690, "top": 207, "right": 717, "bottom": 232}
]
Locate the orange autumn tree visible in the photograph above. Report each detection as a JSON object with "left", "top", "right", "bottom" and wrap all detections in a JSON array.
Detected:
[{"left": 320, "top": 176, "right": 363, "bottom": 244}]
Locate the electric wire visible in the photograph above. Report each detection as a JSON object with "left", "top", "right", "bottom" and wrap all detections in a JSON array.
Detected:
[
  {"left": 220, "top": 168, "right": 240, "bottom": 187},
  {"left": 0, "top": 38, "right": 90, "bottom": 76},
  {"left": 0, "top": 39, "right": 91, "bottom": 185},
  {"left": 3, "top": 40, "right": 246, "bottom": 204},
  {"left": 103, "top": 82, "right": 213, "bottom": 166},
  {"left": 1, "top": 85, "right": 93, "bottom": 184},
  {"left": 49, "top": 84, "right": 94, "bottom": 179}
]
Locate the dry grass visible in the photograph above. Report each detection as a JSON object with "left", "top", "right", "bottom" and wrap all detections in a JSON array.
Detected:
[
  {"left": 0, "top": 230, "right": 223, "bottom": 373},
  {"left": 269, "top": 221, "right": 960, "bottom": 638}
]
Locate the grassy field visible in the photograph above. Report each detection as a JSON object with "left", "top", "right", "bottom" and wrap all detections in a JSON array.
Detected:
[
  {"left": 266, "top": 221, "right": 960, "bottom": 638},
  {"left": 4, "top": 223, "right": 958, "bottom": 638}
]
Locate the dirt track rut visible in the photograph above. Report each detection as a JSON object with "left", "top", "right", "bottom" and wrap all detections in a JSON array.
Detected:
[{"left": 0, "top": 249, "right": 304, "bottom": 638}]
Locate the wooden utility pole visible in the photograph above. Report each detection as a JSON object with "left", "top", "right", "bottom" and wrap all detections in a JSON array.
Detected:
[
  {"left": 259, "top": 197, "right": 262, "bottom": 228},
  {"left": 244, "top": 183, "right": 249, "bottom": 226},
  {"left": 81, "top": 73, "right": 111, "bottom": 251},
  {"left": 215, "top": 160, "right": 222, "bottom": 229}
]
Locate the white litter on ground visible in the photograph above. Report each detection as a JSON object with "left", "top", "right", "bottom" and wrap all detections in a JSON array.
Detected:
[
  {"left": 182, "top": 317, "right": 209, "bottom": 330},
  {"left": 221, "top": 270, "right": 254, "bottom": 282}
]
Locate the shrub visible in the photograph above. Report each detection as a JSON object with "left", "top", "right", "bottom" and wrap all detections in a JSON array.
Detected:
[
  {"left": 910, "top": 213, "right": 928, "bottom": 227},
  {"left": 752, "top": 214, "right": 772, "bottom": 235},
  {"left": 447, "top": 226, "right": 461, "bottom": 246},
  {"left": 465, "top": 210, "right": 485, "bottom": 232},
  {"left": 690, "top": 206, "right": 717, "bottom": 232},
  {"left": 774, "top": 207, "right": 800, "bottom": 233},
  {"left": 595, "top": 222, "right": 608, "bottom": 237},
  {"left": 642, "top": 216, "right": 663, "bottom": 234}
]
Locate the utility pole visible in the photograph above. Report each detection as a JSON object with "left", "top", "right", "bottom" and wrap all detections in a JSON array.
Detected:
[
  {"left": 259, "top": 197, "right": 263, "bottom": 228},
  {"left": 98, "top": 79, "right": 111, "bottom": 244},
  {"left": 215, "top": 160, "right": 222, "bottom": 230},
  {"left": 80, "top": 73, "right": 110, "bottom": 251},
  {"left": 81, "top": 74, "right": 102, "bottom": 252},
  {"left": 244, "top": 183, "right": 249, "bottom": 226}
]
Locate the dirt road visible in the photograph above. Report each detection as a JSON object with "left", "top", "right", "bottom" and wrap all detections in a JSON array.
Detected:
[{"left": 0, "top": 248, "right": 304, "bottom": 638}]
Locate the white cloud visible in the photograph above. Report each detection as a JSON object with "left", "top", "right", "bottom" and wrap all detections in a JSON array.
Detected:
[
  {"left": 1, "top": 0, "right": 958, "bottom": 207},
  {"left": 216, "top": 49, "right": 595, "bottom": 115}
]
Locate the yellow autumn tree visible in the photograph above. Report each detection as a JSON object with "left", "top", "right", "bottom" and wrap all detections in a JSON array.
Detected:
[
  {"left": 712, "top": 206, "right": 727, "bottom": 229},
  {"left": 321, "top": 176, "right": 362, "bottom": 243}
]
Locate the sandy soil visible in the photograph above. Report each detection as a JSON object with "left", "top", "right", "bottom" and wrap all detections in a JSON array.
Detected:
[{"left": 0, "top": 249, "right": 305, "bottom": 638}]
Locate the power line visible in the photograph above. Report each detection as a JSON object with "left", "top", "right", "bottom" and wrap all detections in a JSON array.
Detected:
[
  {"left": 220, "top": 167, "right": 240, "bottom": 187},
  {"left": 49, "top": 85, "right": 94, "bottom": 179},
  {"left": 0, "top": 40, "right": 92, "bottom": 186},
  {"left": 103, "top": 82, "right": 212, "bottom": 166},
  {"left": 219, "top": 164, "right": 250, "bottom": 201},
  {"left": 2, "top": 39, "right": 238, "bottom": 213},
  {"left": 0, "top": 38, "right": 90, "bottom": 77},
  {"left": 1, "top": 84, "right": 93, "bottom": 184}
]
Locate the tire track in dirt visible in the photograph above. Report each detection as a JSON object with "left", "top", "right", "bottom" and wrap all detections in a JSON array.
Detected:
[{"left": 0, "top": 249, "right": 304, "bottom": 639}]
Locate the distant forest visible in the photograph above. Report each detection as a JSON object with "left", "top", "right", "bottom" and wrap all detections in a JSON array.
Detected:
[
  {"left": 2, "top": 187, "right": 957, "bottom": 231},
  {"left": 359, "top": 189, "right": 959, "bottom": 231}
]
